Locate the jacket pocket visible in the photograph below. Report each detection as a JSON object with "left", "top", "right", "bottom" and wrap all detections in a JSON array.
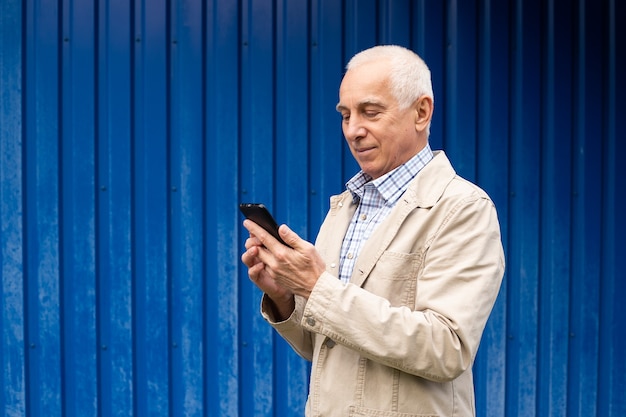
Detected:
[{"left": 362, "top": 250, "right": 422, "bottom": 307}]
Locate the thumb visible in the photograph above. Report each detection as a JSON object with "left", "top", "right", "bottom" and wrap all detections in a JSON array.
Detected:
[{"left": 278, "top": 224, "right": 302, "bottom": 248}]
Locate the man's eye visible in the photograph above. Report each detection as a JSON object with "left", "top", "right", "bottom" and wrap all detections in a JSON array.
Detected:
[
  {"left": 364, "top": 111, "right": 380, "bottom": 118},
  {"left": 341, "top": 114, "right": 350, "bottom": 121}
]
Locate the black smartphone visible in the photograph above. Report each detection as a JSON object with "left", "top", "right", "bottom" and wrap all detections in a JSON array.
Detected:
[{"left": 239, "top": 203, "right": 291, "bottom": 247}]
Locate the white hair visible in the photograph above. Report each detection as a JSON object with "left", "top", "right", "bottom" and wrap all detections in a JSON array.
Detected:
[{"left": 346, "top": 45, "right": 434, "bottom": 110}]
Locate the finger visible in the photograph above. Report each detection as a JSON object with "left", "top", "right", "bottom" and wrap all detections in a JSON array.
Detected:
[
  {"left": 244, "top": 236, "right": 263, "bottom": 250},
  {"left": 243, "top": 219, "right": 282, "bottom": 250},
  {"left": 247, "top": 261, "right": 266, "bottom": 280},
  {"left": 277, "top": 224, "right": 302, "bottom": 249},
  {"left": 241, "top": 246, "right": 260, "bottom": 267},
  {"left": 243, "top": 219, "right": 264, "bottom": 236}
]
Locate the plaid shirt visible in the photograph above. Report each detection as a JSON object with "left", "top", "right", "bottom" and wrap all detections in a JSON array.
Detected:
[{"left": 338, "top": 145, "right": 434, "bottom": 283}]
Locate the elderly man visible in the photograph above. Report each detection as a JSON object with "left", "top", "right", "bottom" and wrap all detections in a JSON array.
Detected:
[{"left": 241, "top": 44, "right": 505, "bottom": 417}]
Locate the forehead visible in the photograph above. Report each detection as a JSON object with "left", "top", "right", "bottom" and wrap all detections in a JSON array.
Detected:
[{"left": 337, "top": 60, "right": 394, "bottom": 109}]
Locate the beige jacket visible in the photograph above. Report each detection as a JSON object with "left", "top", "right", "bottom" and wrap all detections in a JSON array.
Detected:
[{"left": 262, "top": 151, "right": 505, "bottom": 417}]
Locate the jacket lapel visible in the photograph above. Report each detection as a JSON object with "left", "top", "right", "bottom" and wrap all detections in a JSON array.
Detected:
[
  {"left": 348, "top": 151, "right": 457, "bottom": 287},
  {"left": 315, "top": 192, "right": 357, "bottom": 276}
]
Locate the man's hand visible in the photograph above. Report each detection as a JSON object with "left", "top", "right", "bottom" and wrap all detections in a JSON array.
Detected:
[
  {"left": 241, "top": 231, "right": 295, "bottom": 319},
  {"left": 241, "top": 219, "right": 326, "bottom": 301}
]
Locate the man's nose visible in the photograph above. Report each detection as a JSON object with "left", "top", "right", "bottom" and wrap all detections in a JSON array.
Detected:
[{"left": 344, "top": 116, "right": 366, "bottom": 140}]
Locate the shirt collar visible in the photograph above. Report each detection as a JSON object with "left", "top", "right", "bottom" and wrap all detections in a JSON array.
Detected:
[{"left": 346, "top": 144, "right": 434, "bottom": 204}]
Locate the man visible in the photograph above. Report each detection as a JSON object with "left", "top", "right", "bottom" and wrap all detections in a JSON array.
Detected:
[{"left": 241, "top": 45, "right": 505, "bottom": 417}]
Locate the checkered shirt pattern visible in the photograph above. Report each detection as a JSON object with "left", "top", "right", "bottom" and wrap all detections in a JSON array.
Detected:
[{"left": 338, "top": 145, "right": 434, "bottom": 284}]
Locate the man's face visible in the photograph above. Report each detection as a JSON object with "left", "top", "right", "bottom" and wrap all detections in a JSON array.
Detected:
[{"left": 337, "top": 60, "right": 426, "bottom": 179}]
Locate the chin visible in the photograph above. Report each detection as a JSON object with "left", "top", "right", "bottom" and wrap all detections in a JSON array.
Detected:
[{"left": 364, "top": 170, "right": 383, "bottom": 179}]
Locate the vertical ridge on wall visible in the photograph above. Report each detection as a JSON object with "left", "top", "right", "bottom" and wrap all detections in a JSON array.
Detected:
[
  {"left": 168, "top": 0, "right": 205, "bottom": 415},
  {"left": 413, "top": 0, "right": 444, "bottom": 150},
  {"left": 379, "top": 0, "right": 411, "bottom": 45},
  {"left": 24, "top": 0, "right": 63, "bottom": 415},
  {"left": 598, "top": 3, "right": 626, "bottom": 416},
  {"left": 132, "top": 0, "right": 171, "bottom": 414},
  {"left": 308, "top": 0, "right": 344, "bottom": 231},
  {"left": 443, "top": 0, "right": 478, "bottom": 181},
  {"left": 203, "top": 0, "right": 240, "bottom": 415},
  {"left": 569, "top": 1, "right": 604, "bottom": 415},
  {"left": 95, "top": 0, "right": 134, "bottom": 415},
  {"left": 238, "top": 1, "right": 276, "bottom": 415},
  {"left": 536, "top": 1, "right": 573, "bottom": 416},
  {"left": 0, "top": 0, "right": 26, "bottom": 415},
  {"left": 472, "top": 1, "right": 510, "bottom": 416},
  {"left": 60, "top": 0, "right": 97, "bottom": 415},
  {"left": 505, "top": 1, "right": 541, "bottom": 416},
  {"left": 274, "top": 1, "right": 311, "bottom": 415}
]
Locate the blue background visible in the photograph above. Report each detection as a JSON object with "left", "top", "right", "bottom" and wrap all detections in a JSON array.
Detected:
[{"left": 1, "top": 0, "right": 624, "bottom": 416}]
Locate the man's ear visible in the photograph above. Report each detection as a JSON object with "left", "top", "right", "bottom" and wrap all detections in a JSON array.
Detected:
[{"left": 414, "top": 96, "right": 434, "bottom": 132}]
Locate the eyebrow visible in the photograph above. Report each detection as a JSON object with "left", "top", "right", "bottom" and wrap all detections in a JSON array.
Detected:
[{"left": 336, "top": 98, "right": 386, "bottom": 112}]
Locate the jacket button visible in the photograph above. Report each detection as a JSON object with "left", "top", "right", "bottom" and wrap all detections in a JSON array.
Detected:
[
  {"left": 325, "top": 339, "right": 336, "bottom": 348},
  {"left": 306, "top": 317, "right": 316, "bottom": 327}
]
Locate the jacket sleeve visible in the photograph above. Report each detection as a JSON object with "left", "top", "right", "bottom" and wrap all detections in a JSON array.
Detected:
[
  {"left": 260, "top": 293, "right": 315, "bottom": 361},
  {"left": 296, "top": 195, "right": 505, "bottom": 382}
]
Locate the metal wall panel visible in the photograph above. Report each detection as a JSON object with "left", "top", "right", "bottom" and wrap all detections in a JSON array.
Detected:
[
  {"left": 1, "top": 0, "right": 624, "bottom": 416},
  {"left": 1, "top": 2, "right": 25, "bottom": 417}
]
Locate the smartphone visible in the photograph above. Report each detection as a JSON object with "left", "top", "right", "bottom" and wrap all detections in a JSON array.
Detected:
[{"left": 239, "top": 203, "right": 291, "bottom": 247}]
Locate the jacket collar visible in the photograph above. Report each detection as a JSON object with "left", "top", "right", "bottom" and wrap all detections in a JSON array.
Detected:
[
  {"left": 325, "top": 151, "right": 457, "bottom": 287},
  {"left": 329, "top": 150, "right": 456, "bottom": 213},
  {"left": 400, "top": 150, "right": 456, "bottom": 209}
]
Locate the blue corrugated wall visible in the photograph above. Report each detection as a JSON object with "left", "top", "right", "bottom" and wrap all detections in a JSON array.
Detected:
[{"left": 1, "top": 0, "right": 624, "bottom": 416}]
